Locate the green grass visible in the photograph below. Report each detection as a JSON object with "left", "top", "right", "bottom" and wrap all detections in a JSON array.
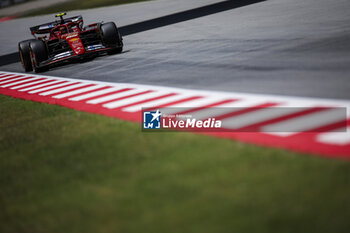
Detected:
[
  {"left": 22, "top": 0, "right": 151, "bottom": 17},
  {"left": 1, "top": 94, "right": 350, "bottom": 233}
]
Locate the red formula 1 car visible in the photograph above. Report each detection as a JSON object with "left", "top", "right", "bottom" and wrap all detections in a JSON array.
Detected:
[{"left": 18, "top": 13, "right": 123, "bottom": 72}]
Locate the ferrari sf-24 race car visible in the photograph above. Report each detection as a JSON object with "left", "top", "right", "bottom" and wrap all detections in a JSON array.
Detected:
[{"left": 18, "top": 13, "right": 123, "bottom": 72}]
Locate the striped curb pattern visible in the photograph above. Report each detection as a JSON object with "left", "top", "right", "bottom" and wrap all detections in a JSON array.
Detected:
[{"left": 0, "top": 71, "right": 349, "bottom": 159}]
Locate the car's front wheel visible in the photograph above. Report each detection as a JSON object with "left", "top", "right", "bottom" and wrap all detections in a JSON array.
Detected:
[
  {"left": 18, "top": 39, "right": 36, "bottom": 72},
  {"left": 29, "top": 40, "right": 48, "bottom": 73}
]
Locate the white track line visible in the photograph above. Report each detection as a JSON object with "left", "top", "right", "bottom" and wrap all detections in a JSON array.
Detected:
[
  {"left": 69, "top": 87, "right": 124, "bottom": 101},
  {"left": 1, "top": 77, "right": 41, "bottom": 88},
  {"left": 87, "top": 89, "right": 148, "bottom": 104},
  {"left": 187, "top": 99, "right": 268, "bottom": 120},
  {"left": 19, "top": 80, "right": 63, "bottom": 92},
  {"left": 0, "top": 74, "right": 16, "bottom": 81},
  {"left": 39, "top": 83, "right": 89, "bottom": 96},
  {"left": 10, "top": 78, "right": 49, "bottom": 89},
  {"left": 122, "top": 93, "right": 195, "bottom": 112},
  {"left": 0, "top": 76, "right": 27, "bottom": 84},
  {"left": 52, "top": 84, "right": 107, "bottom": 99},
  {"left": 103, "top": 90, "right": 169, "bottom": 109},
  {"left": 29, "top": 81, "right": 75, "bottom": 94},
  {"left": 160, "top": 96, "right": 230, "bottom": 115}
]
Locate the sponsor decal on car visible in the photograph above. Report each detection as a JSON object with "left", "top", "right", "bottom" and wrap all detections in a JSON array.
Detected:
[{"left": 65, "top": 33, "right": 79, "bottom": 39}]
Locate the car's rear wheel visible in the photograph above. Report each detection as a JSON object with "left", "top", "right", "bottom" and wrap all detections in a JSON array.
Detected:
[
  {"left": 18, "top": 39, "right": 36, "bottom": 72},
  {"left": 29, "top": 40, "right": 49, "bottom": 73},
  {"left": 100, "top": 22, "right": 123, "bottom": 54}
]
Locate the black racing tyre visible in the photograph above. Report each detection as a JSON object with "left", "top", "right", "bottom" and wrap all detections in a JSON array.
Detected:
[
  {"left": 100, "top": 22, "right": 123, "bottom": 54},
  {"left": 107, "top": 46, "right": 123, "bottom": 55},
  {"left": 18, "top": 39, "right": 36, "bottom": 72},
  {"left": 29, "top": 40, "right": 48, "bottom": 73}
]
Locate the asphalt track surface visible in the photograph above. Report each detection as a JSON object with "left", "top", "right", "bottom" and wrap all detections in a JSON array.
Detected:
[{"left": 0, "top": 0, "right": 350, "bottom": 99}]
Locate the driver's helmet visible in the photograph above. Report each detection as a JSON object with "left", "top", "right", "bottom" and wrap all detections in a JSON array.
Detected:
[
  {"left": 67, "top": 24, "right": 77, "bottom": 33},
  {"left": 59, "top": 26, "right": 68, "bottom": 34}
]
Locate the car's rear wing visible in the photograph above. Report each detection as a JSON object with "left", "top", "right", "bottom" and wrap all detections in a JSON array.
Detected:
[{"left": 30, "top": 15, "right": 83, "bottom": 34}]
